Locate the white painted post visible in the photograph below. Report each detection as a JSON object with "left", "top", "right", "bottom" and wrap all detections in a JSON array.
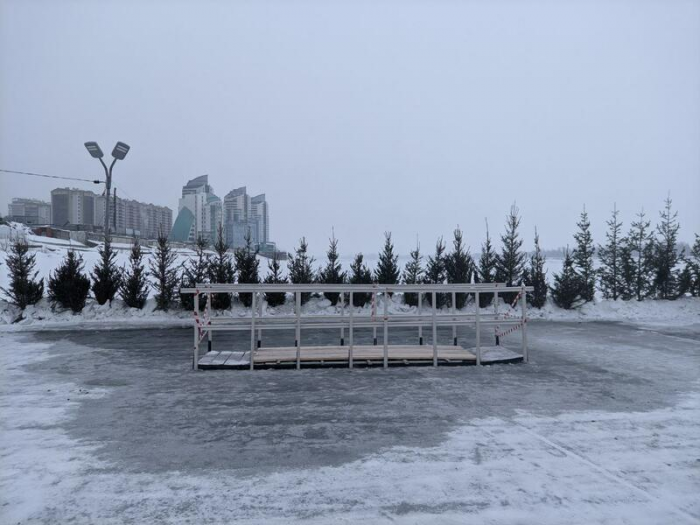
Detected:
[
  {"left": 295, "top": 291, "right": 301, "bottom": 370},
  {"left": 521, "top": 284, "right": 528, "bottom": 363},
  {"left": 257, "top": 290, "right": 263, "bottom": 348},
  {"left": 340, "top": 291, "right": 345, "bottom": 346},
  {"left": 475, "top": 291, "right": 481, "bottom": 366},
  {"left": 383, "top": 288, "right": 389, "bottom": 369},
  {"left": 432, "top": 291, "right": 437, "bottom": 367},
  {"left": 249, "top": 291, "right": 256, "bottom": 371},
  {"left": 193, "top": 292, "right": 200, "bottom": 370},
  {"left": 494, "top": 289, "right": 500, "bottom": 346},
  {"left": 372, "top": 288, "right": 377, "bottom": 345},
  {"left": 349, "top": 291, "right": 354, "bottom": 368},
  {"left": 207, "top": 292, "right": 212, "bottom": 353},
  {"left": 418, "top": 291, "right": 423, "bottom": 345},
  {"left": 451, "top": 291, "right": 457, "bottom": 346}
]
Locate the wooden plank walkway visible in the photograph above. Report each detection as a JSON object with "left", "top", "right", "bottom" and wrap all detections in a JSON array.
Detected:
[{"left": 196, "top": 344, "right": 522, "bottom": 369}]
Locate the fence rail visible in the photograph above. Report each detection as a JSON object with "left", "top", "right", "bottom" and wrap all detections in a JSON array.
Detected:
[{"left": 180, "top": 282, "right": 534, "bottom": 370}]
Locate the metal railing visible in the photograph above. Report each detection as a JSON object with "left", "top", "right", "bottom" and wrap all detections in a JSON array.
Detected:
[{"left": 180, "top": 283, "right": 534, "bottom": 370}]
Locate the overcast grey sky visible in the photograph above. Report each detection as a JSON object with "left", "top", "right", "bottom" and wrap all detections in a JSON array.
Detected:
[{"left": 1, "top": 0, "right": 698, "bottom": 256}]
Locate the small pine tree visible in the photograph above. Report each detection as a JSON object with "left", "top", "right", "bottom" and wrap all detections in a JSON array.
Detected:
[
  {"left": 598, "top": 204, "right": 624, "bottom": 300},
  {"left": 688, "top": 234, "right": 700, "bottom": 297},
  {"left": 402, "top": 242, "right": 423, "bottom": 307},
  {"left": 263, "top": 254, "right": 287, "bottom": 307},
  {"left": 525, "top": 228, "right": 547, "bottom": 308},
  {"left": 1, "top": 239, "right": 44, "bottom": 310},
  {"left": 318, "top": 234, "right": 346, "bottom": 305},
  {"left": 287, "top": 237, "right": 315, "bottom": 305},
  {"left": 424, "top": 237, "right": 447, "bottom": 308},
  {"left": 618, "top": 241, "right": 636, "bottom": 301},
  {"left": 572, "top": 207, "right": 595, "bottom": 303},
  {"left": 149, "top": 229, "right": 179, "bottom": 311},
  {"left": 374, "top": 232, "right": 400, "bottom": 288},
  {"left": 48, "top": 250, "right": 90, "bottom": 312},
  {"left": 477, "top": 220, "right": 496, "bottom": 308},
  {"left": 179, "top": 236, "right": 210, "bottom": 311},
  {"left": 349, "top": 253, "right": 373, "bottom": 307},
  {"left": 234, "top": 230, "right": 260, "bottom": 307},
  {"left": 120, "top": 240, "right": 149, "bottom": 309},
  {"left": 495, "top": 204, "right": 527, "bottom": 304},
  {"left": 445, "top": 227, "right": 474, "bottom": 309},
  {"left": 208, "top": 224, "right": 235, "bottom": 310},
  {"left": 652, "top": 197, "right": 682, "bottom": 300},
  {"left": 625, "top": 209, "right": 654, "bottom": 301},
  {"left": 678, "top": 261, "right": 693, "bottom": 297},
  {"left": 550, "top": 247, "right": 581, "bottom": 310},
  {"left": 91, "top": 236, "right": 122, "bottom": 305}
]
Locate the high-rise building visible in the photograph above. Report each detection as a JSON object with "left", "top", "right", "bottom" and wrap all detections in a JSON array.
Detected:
[
  {"left": 51, "top": 188, "right": 97, "bottom": 228},
  {"left": 170, "top": 175, "right": 221, "bottom": 243},
  {"left": 50, "top": 187, "right": 171, "bottom": 238},
  {"left": 7, "top": 198, "right": 52, "bottom": 225},
  {"left": 250, "top": 194, "right": 269, "bottom": 246}
]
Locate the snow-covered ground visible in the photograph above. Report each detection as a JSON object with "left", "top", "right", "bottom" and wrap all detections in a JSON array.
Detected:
[{"left": 1, "top": 320, "right": 698, "bottom": 523}]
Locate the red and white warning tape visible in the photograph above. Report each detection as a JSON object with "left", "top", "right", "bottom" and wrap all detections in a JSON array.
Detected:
[{"left": 495, "top": 289, "right": 525, "bottom": 340}]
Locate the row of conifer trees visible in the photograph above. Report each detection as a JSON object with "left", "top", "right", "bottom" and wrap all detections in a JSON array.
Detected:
[{"left": 3, "top": 199, "right": 699, "bottom": 315}]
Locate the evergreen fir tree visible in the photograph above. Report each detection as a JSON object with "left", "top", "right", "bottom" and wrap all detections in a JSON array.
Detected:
[
  {"left": 598, "top": 204, "right": 624, "bottom": 300},
  {"left": 550, "top": 247, "right": 581, "bottom": 310},
  {"left": 349, "top": 253, "right": 373, "bottom": 307},
  {"left": 678, "top": 261, "right": 693, "bottom": 297},
  {"left": 374, "top": 232, "right": 400, "bottom": 288},
  {"left": 1, "top": 239, "right": 44, "bottom": 310},
  {"left": 149, "top": 228, "right": 179, "bottom": 311},
  {"left": 477, "top": 220, "right": 496, "bottom": 308},
  {"left": 48, "top": 250, "right": 90, "bottom": 313},
  {"left": 495, "top": 204, "right": 527, "bottom": 303},
  {"left": 287, "top": 237, "right": 315, "bottom": 305},
  {"left": 525, "top": 228, "right": 547, "bottom": 308},
  {"left": 234, "top": 230, "right": 260, "bottom": 307},
  {"left": 263, "top": 254, "right": 287, "bottom": 307},
  {"left": 179, "top": 236, "right": 209, "bottom": 311},
  {"left": 120, "top": 240, "right": 149, "bottom": 309},
  {"left": 688, "top": 234, "right": 700, "bottom": 297},
  {"left": 618, "top": 241, "right": 637, "bottom": 301},
  {"left": 652, "top": 197, "right": 682, "bottom": 300},
  {"left": 625, "top": 209, "right": 654, "bottom": 301},
  {"left": 445, "top": 227, "right": 474, "bottom": 309},
  {"left": 572, "top": 207, "right": 596, "bottom": 302},
  {"left": 318, "top": 234, "right": 346, "bottom": 305},
  {"left": 402, "top": 242, "right": 423, "bottom": 307},
  {"left": 91, "top": 236, "right": 122, "bottom": 305},
  {"left": 208, "top": 224, "right": 235, "bottom": 310},
  {"left": 424, "top": 237, "right": 447, "bottom": 308}
]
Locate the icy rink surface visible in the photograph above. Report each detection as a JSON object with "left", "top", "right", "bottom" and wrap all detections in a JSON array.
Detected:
[{"left": 1, "top": 321, "right": 699, "bottom": 524}]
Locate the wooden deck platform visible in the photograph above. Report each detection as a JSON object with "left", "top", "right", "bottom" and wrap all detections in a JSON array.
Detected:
[{"left": 197, "top": 344, "right": 522, "bottom": 369}]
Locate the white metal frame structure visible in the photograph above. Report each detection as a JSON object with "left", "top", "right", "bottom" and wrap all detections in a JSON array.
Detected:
[{"left": 180, "top": 283, "right": 534, "bottom": 370}]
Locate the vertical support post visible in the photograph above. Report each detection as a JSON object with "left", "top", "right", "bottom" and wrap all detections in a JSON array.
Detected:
[
  {"left": 432, "top": 291, "right": 437, "bottom": 367},
  {"left": 349, "top": 291, "right": 354, "bottom": 368},
  {"left": 257, "top": 290, "right": 263, "bottom": 348},
  {"left": 383, "top": 288, "right": 389, "bottom": 369},
  {"left": 494, "top": 289, "right": 500, "bottom": 346},
  {"left": 372, "top": 289, "right": 378, "bottom": 345},
  {"left": 475, "top": 291, "right": 481, "bottom": 366},
  {"left": 193, "top": 292, "right": 200, "bottom": 370},
  {"left": 249, "top": 290, "right": 256, "bottom": 371},
  {"left": 207, "top": 292, "right": 212, "bottom": 353},
  {"left": 295, "top": 291, "right": 301, "bottom": 370},
  {"left": 340, "top": 291, "right": 345, "bottom": 346},
  {"left": 521, "top": 284, "right": 528, "bottom": 363},
  {"left": 418, "top": 291, "right": 423, "bottom": 345},
  {"left": 451, "top": 291, "right": 457, "bottom": 346}
]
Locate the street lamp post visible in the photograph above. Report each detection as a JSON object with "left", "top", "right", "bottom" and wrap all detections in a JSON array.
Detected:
[{"left": 84, "top": 141, "right": 130, "bottom": 236}]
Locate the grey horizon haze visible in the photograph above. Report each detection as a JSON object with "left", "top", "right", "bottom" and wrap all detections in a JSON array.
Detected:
[{"left": 1, "top": 0, "right": 698, "bottom": 257}]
